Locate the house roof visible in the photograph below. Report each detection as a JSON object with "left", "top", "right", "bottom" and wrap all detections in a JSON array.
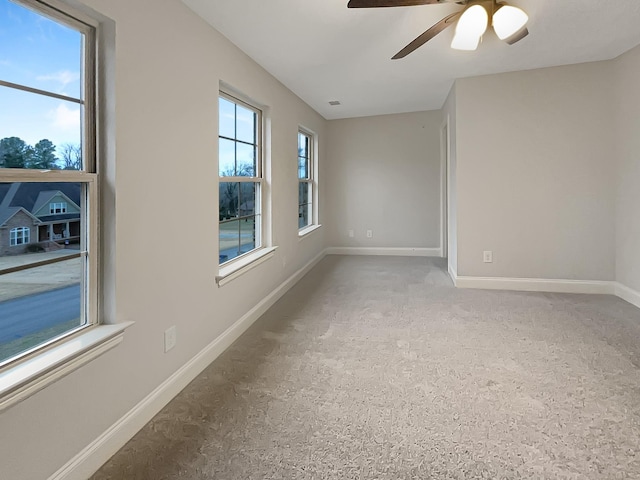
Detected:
[
  {"left": 0, "top": 182, "right": 81, "bottom": 227},
  {"left": 37, "top": 213, "right": 81, "bottom": 223},
  {"left": 0, "top": 183, "right": 12, "bottom": 204},
  {"left": 0, "top": 207, "right": 23, "bottom": 226},
  {"left": 32, "top": 191, "right": 64, "bottom": 215},
  {"left": 0, "top": 206, "right": 41, "bottom": 228}
]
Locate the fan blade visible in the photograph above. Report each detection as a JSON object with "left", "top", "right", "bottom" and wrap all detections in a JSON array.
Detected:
[
  {"left": 348, "top": 0, "right": 457, "bottom": 8},
  {"left": 391, "top": 11, "right": 460, "bottom": 59},
  {"left": 505, "top": 27, "right": 529, "bottom": 45}
]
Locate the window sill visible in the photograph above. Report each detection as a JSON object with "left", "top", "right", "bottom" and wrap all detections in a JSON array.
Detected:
[
  {"left": 298, "top": 224, "right": 322, "bottom": 239},
  {"left": 0, "top": 322, "right": 134, "bottom": 413},
  {"left": 216, "top": 246, "right": 277, "bottom": 287}
]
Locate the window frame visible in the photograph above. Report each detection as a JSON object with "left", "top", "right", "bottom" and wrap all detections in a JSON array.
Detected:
[
  {"left": 49, "top": 202, "right": 68, "bottom": 214},
  {"left": 297, "top": 127, "right": 318, "bottom": 236},
  {"left": 9, "top": 226, "right": 30, "bottom": 246},
  {"left": 0, "top": 0, "right": 133, "bottom": 413},
  {"left": 218, "top": 91, "right": 264, "bottom": 267},
  {"left": 0, "top": 0, "right": 99, "bottom": 366}
]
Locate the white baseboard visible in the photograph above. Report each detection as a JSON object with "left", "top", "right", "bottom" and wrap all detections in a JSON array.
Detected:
[
  {"left": 326, "top": 247, "right": 442, "bottom": 257},
  {"left": 448, "top": 270, "right": 640, "bottom": 304},
  {"left": 454, "top": 275, "right": 615, "bottom": 295},
  {"left": 49, "top": 249, "right": 327, "bottom": 480},
  {"left": 615, "top": 282, "right": 640, "bottom": 309},
  {"left": 448, "top": 264, "right": 458, "bottom": 286}
]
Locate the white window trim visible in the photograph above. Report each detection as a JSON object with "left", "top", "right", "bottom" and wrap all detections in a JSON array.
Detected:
[
  {"left": 218, "top": 90, "right": 270, "bottom": 270},
  {"left": 0, "top": 321, "right": 133, "bottom": 412},
  {"left": 0, "top": 0, "right": 127, "bottom": 411},
  {"left": 297, "top": 127, "right": 318, "bottom": 235},
  {"left": 10, "top": 226, "right": 30, "bottom": 246},
  {"left": 298, "top": 223, "right": 322, "bottom": 238},
  {"left": 216, "top": 246, "right": 277, "bottom": 287},
  {"left": 50, "top": 201, "right": 68, "bottom": 214}
]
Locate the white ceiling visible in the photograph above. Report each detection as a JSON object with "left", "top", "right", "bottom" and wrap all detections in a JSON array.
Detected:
[{"left": 181, "top": 0, "right": 640, "bottom": 120}]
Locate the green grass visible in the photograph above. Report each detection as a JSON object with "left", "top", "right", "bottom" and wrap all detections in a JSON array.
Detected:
[{"left": 0, "top": 318, "right": 81, "bottom": 364}]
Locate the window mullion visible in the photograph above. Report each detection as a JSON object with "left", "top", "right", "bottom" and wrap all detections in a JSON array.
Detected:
[
  {"left": 0, "top": 80, "right": 84, "bottom": 105},
  {"left": 222, "top": 176, "right": 260, "bottom": 182},
  {"left": 236, "top": 183, "right": 241, "bottom": 256}
]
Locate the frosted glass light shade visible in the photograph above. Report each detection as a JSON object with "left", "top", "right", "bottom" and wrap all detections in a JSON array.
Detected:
[
  {"left": 451, "top": 4, "right": 488, "bottom": 51},
  {"left": 493, "top": 5, "right": 529, "bottom": 40},
  {"left": 457, "top": 4, "right": 489, "bottom": 36},
  {"left": 451, "top": 32, "right": 481, "bottom": 51}
]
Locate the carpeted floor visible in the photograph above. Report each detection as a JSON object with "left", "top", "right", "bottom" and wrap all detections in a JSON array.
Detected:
[{"left": 92, "top": 255, "right": 640, "bottom": 479}]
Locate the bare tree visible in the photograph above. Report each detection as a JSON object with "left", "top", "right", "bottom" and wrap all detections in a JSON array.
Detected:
[
  {"left": 59, "top": 143, "right": 82, "bottom": 170},
  {"left": 219, "top": 163, "right": 254, "bottom": 219}
]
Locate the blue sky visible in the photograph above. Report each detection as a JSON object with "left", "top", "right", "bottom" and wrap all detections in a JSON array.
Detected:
[
  {"left": 0, "top": 0, "right": 82, "bottom": 150},
  {"left": 219, "top": 96, "right": 257, "bottom": 176}
]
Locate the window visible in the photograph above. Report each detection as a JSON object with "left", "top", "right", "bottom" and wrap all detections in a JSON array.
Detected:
[
  {"left": 298, "top": 129, "right": 315, "bottom": 230},
  {"left": 0, "top": 0, "right": 98, "bottom": 366},
  {"left": 9, "top": 227, "right": 30, "bottom": 246},
  {"left": 218, "top": 92, "right": 263, "bottom": 265},
  {"left": 49, "top": 202, "right": 68, "bottom": 214}
]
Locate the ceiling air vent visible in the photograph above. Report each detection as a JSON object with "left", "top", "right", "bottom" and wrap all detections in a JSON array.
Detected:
[{"left": 328, "top": 100, "right": 341, "bottom": 106}]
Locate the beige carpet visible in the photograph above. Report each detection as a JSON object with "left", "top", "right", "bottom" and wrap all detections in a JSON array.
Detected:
[{"left": 92, "top": 255, "right": 640, "bottom": 479}]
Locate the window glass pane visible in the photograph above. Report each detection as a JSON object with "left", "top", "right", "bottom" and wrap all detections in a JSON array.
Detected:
[
  {"left": 0, "top": 85, "right": 82, "bottom": 170},
  {"left": 0, "top": 260, "right": 82, "bottom": 364},
  {"left": 298, "top": 132, "right": 308, "bottom": 158},
  {"left": 299, "top": 181, "right": 310, "bottom": 206},
  {"left": 219, "top": 97, "right": 235, "bottom": 139},
  {"left": 298, "top": 156, "right": 308, "bottom": 179},
  {"left": 236, "top": 142, "right": 255, "bottom": 176},
  {"left": 218, "top": 94, "right": 261, "bottom": 265},
  {"left": 299, "top": 205, "right": 309, "bottom": 229},
  {"left": 219, "top": 181, "right": 239, "bottom": 219},
  {"left": 219, "top": 138, "right": 236, "bottom": 177},
  {"left": 298, "top": 132, "right": 310, "bottom": 179},
  {"left": 0, "top": 0, "right": 83, "bottom": 99},
  {"left": 0, "top": 181, "right": 84, "bottom": 364},
  {"left": 239, "top": 182, "right": 256, "bottom": 217},
  {"left": 235, "top": 104, "right": 255, "bottom": 144},
  {"left": 219, "top": 219, "right": 240, "bottom": 264},
  {"left": 240, "top": 216, "right": 256, "bottom": 256}
]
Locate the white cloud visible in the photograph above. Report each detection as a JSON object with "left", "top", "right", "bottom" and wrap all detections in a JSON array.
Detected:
[
  {"left": 37, "top": 70, "right": 80, "bottom": 91},
  {"left": 50, "top": 103, "right": 80, "bottom": 131}
]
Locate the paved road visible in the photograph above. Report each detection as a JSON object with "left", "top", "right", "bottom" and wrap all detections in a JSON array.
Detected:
[{"left": 0, "top": 284, "right": 80, "bottom": 343}]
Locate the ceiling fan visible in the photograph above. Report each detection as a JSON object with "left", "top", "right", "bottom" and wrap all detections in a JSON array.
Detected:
[{"left": 347, "top": 0, "right": 530, "bottom": 59}]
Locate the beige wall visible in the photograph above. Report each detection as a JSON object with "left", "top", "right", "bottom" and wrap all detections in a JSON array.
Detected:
[
  {"left": 326, "top": 111, "right": 442, "bottom": 250},
  {"left": 0, "top": 1, "right": 327, "bottom": 479},
  {"left": 454, "top": 62, "right": 617, "bottom": 280},
  {"left": 3, "top": 1, "right": 640, "bottom": 478},
  {"left": 614, "top": 44, "right": 640, "bottom": 292}
]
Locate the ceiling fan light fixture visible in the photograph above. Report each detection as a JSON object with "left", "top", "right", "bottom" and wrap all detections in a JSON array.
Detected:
[
  {"left": 456, "top": 4, "right": 489, "bottom": 36},
  {"left": 451, "top": 4, "right": 488, "bottom": 51},
  {"left": 492, "top": 5, "right": 529, "bottom": 41},
  {"left": 451, "top": 32, "right": 481, "bottom": 51}
]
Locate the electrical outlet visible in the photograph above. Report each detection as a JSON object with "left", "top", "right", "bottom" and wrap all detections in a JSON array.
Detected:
[
  {"left": 348, "top": 229, "right": 354, "bottom": 238},
  {"left": 483, "top": 251, "right": 493, "bottom": 263},
  {"left": 164, "top": 326, "right": 177, "bottom": 352},
  {"left": 366, "top": 230, "right": 373, "bottom": 238}
]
